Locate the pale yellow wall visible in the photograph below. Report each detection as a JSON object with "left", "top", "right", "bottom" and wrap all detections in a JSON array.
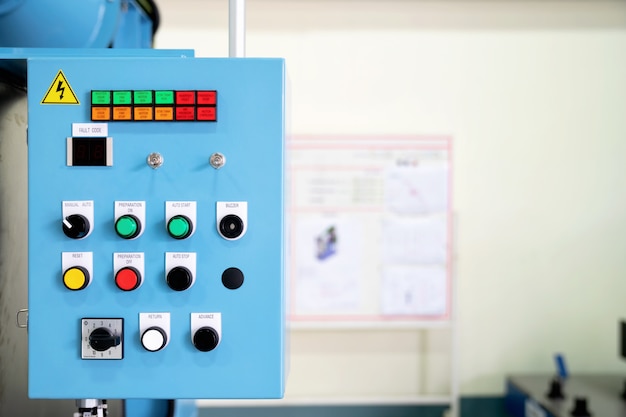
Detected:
[{"left": 155, "top": 0, "right": 626, "bottom": 397}]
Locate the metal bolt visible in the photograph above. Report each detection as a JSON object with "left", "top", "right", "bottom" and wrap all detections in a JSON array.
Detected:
[
  {"left": 147, "top": 152, "right": 164, "bottom": 169},
  {"left": 209, "top": 152, "right": 226, "bottom": 169}
]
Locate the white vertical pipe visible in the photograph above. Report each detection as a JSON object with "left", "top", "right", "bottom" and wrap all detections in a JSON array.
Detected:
[
  {"left": 450, "top": 212, "right": 460, "bottom": 417},
  {"left": 229, "top": 0, "right": 246, "bottom": 57}
]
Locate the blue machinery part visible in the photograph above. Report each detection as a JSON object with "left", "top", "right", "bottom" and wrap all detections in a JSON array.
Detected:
[
  {"left": 0, "top": 0, "right": 159, "bottom": 48},
  {"left": 126, "top": 399, "right": 197, "bottom": 417},
  {"left": 505, "top": 374, "right": 626, "bottom": 417}
]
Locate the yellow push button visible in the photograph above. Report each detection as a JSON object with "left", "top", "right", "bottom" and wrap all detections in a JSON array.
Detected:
[{"left": 63, "top": 266, "right": 90, "bottom": 290}]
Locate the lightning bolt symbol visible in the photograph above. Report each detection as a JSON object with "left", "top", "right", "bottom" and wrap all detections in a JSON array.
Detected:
[{"left": 56, "top": 80, "right": 65, "bottom": 100}]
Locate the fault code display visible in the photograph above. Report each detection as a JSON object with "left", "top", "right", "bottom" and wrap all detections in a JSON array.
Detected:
[{"left": 69, "top": 137, "right": 111, "bottom": 166}]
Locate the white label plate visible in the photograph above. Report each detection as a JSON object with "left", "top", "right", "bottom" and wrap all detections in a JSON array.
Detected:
[{"left": 72, "top": 123, "right": 108, "bottom": 137}]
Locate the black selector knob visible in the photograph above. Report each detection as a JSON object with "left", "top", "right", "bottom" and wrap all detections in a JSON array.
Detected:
[
  {"left": 89, "top": 327, "right": 121, "bottom": 352},
  {"left": 546, "top": 377, "right": 565, "bottom": 400},
  {"left": 193, "top": 327, "right": 219, "bottom": 352},
  {"left": 571, "top": 397, "right": 592, "bottom": 417},
  {"left": 63, "top": 214, "right": 90, "bottom": 239},
  {"left": 166, "top": 266, "right": 193, "bottom": 291}
]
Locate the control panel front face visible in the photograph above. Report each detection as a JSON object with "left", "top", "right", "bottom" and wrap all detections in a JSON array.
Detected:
[{"left": 26, "top": 57, "right": 286, "bottom": 399}]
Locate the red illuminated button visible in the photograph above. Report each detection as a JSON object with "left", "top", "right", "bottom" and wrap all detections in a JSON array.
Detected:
[
  {"left": 175, "top": 106, "right": 195, "bottom": 121},
  {"left": 115, "top": 266, "right": 142, "bottom": 291},
  {"left": 197, "top": 91, "right": 217, "bottom": 105},
  {"left": 175, "top": 91, "right": 195, "bottom": 105},
  {"left": 197, "top": 107, "right": 217, "bottom": 121}
]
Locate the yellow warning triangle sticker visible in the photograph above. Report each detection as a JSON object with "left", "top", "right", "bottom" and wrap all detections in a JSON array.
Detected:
[{"left": 41, "top": 70, "right": 80, "bottom": 105}]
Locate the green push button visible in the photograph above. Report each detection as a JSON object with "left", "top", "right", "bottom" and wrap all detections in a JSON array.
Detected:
[
  {"left": 155, "top": 90, "right": 174, "bottom": 105},
  {"left": 167, "top": 215, "right": 192, "bottom": 239},
  {"left": 134, "top": 90, "right": 153, "bottom": 105},
  {"left": 115, "top": 215, "right": 140, "bottom": 239},
  {"left": 92, "top": 91, "right": 111, "bottom": 105},
  {"left": 113, "top": 91, "right": 132, "bottom": 105}
]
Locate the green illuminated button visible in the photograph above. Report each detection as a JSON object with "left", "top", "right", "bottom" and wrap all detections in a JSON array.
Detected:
[
  {"left": 155, "top": 90, "right": 174, "bottom": 105},
  {"left": 134, "top": 90, "right": 153, "bottom": 105},
  {"left": 113, "top": 91, "right": 132, "bottom": 105},
  {"left": 167, "top": 215, "right": 192, "bottom": 239},
  {"left": 92, "top": 91, "right": 111, "bottom": 105},
  {"left": 115, "top": 214, "right": 141, "bottom": 239}
]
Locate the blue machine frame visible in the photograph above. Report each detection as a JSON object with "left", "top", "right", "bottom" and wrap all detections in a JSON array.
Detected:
[
  {"left": 26, "top": 54, "right": 286, "bottom": 399},
  {"left": 0, "top": 0, "right": 156, "bottom": 48}
]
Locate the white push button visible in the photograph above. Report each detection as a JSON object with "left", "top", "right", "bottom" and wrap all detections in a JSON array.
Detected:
[{"left": 141, "top": 327, "right": 167, "bottom": 352}]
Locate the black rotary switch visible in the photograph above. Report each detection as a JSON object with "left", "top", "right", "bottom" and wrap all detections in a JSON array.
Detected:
[
  {"left": 89, "top": 327, "right": 121, "bottom": 352},
  {"left": 193, "top": 327, "right": 219, "bottom": 352},
  {"left": 166, "top": 266, "right": 193, "bottom": 291},
  {"left": 62, "top": 214, "right": 90, "bottom": 239}
]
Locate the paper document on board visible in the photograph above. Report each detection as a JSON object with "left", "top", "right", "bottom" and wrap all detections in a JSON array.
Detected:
[
  {"left": 293, "top": 215, "right": 363, "bottom": 314},
  {"left": 384, "top": 164, "right": 448, "bottom": 214},
  {"left": 381, "top": 215, "right": 447, "bottom": 264},
  {"left": 381, "top": 265, "right": 447, "bottom": 316}
]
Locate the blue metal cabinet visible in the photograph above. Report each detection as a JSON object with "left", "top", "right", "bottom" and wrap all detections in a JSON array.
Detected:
[{"left": 26, "top": 56, "right": 286, "bottom": 400}]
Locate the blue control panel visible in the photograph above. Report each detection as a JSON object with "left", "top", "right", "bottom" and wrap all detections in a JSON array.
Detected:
[{"left": 26, "top": 56, "right": 286, "bottom": 399}]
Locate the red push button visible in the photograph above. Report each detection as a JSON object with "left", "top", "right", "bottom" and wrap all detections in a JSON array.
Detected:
[
  {"left": 115, "top": 266, "right": 142, "bottom": 291},
  {"left": 175, "top": 91, "right": 195, "bottom": 105},
  {"left": 197, "top": 91, "right": 217, "bottom": 105},
  {"left": 197, "top": 106, "right": 217, "bottom": 121},
  {"left": 175, "top": 106, "right": 195, "bottom": 121}
]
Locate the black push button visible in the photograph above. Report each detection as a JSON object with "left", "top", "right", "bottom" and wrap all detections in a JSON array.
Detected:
[
  {"left": 166, "top": 266, "right": 193, "bottom": 291},
  {"left": 222, "top": 267, "right": 244, "bottom": 290},
  {"left": 193, "top": 326, "right": 219, "bottom": 352}
]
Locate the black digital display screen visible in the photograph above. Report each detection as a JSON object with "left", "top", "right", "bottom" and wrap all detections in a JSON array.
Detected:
[{"left": 72, "top": 138, "right": 108, "bottom": 166}]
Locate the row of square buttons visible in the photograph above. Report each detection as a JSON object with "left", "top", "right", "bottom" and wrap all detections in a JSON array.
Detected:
[
  {"left": 91, "top": 90, "right": 217, "bottom": 122},
  {"left": 92, "top": 90, "right": 217, "bottom": 105},
  {"left": 91, "top": 106, "right": 217, "bottom": 121}
]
